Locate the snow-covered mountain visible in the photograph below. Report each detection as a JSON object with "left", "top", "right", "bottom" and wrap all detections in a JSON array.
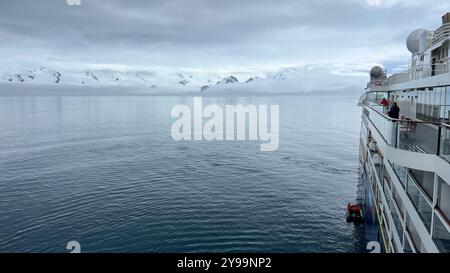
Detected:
[
  {"left": 2, "top": 67, "right": 63, "bottom": 84},
  {"left": 245, "top": 76, "right": 262, "bottom": 83},
  {"left": 216, "top": 75, "right": 239, "bottom": 85},
  {"left": 200, "top": 75, "right": 240, "bottom": 91},
  {"left": 1, "top": 66, "right": 204, "bottom": 88},
  {"left": 202, "top": 66, "right": 368, "bottom": 94},
  {"left": 0, "top": 65, "right": 368, "bottom": 95}
]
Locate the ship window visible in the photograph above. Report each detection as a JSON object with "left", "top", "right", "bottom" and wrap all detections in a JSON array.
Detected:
[
  {"left": 431, "top": 89, "right": 436, "bottom": 105},
  {"left": 435, "top": 89, "right": 440, "bottom": 106},
  {"left": 406, "top": 169, "right": 433, "bottom": 232},
  {"left": 417, "top": 91, "right": 426, "bottom": 120},
  {"left": 383, "top": 182, "right": 391, "bottom": 210},
  {"left": 430, "top": 90, "right": 436, "bottom": 106},
  {"left": 392, "top": 187, "right": 404, "bottom": 217},
  {"left": 391, "top": 240, "right": 398, "bottom": 253},
  {"left": 433, "top": 211, "right": 450, "bottom": 253},
  {"left": 437, "top": 176, "right": 450, "bottom": 221},
  {"left": 409, "top": 168, "right": 434, "bottom": 200},
  {"left": 381, "top": 220, "right": 389, "bottom": 249},
  {"left": 382, "top": 209, "right": 390, "bottom": 232},
  {"left": 437, "top": 87, "right": 445, "bottom": 106},
  {"left": 442, "top": 87, "right": 447, "bottom": 105},
  {"left": 392, "top": 163, "right": 407, "bottom": 189},
  {"left": 445, "top": 87, "right": 450, "bottom": 105},
  {"left": 391, "top": 204, "right": 404, "bottom": 245},
  {"left": 403, "top": 234, "right": 414, "bottom": 253},
  {"left": 406, "top": 216, "right": 422, "bottom": 252}
]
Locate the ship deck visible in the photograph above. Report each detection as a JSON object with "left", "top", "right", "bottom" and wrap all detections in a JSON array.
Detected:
[{"left": 398, "top": 123, "right": 439, "bottom": 154}]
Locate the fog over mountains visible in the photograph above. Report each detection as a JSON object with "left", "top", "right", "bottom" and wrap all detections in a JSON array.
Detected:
[{"left": 0, "top": 65, "right": 367, "bottom": 95}]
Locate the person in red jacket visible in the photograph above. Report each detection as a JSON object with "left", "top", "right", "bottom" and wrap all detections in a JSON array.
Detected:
[{"left": 380, "top": 98, "right": 389, "bottom": 113}]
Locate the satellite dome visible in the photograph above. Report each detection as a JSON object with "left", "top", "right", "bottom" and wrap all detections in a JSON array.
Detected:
[
  {"left": 406, "top": 29, "right": 428, "bottom": 55},
  {"left": 370, "top": 66, "right": 383, "bottom": 79}
]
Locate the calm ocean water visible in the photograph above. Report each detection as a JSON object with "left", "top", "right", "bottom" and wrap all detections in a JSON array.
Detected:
[{"left": 0, "top": 94, "right": 367, "bottom": 253}]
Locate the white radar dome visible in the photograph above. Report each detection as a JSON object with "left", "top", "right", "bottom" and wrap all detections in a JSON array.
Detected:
[
  {"left": 406, "top": 29, "right": 428, "bottom": 55},
  {"left": 370, "top": 66, "right": 383, "bottom": 79}
]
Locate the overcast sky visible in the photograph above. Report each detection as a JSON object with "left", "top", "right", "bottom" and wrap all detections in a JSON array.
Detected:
[{"left": 0, "top": 0, "right": 448, "bottom": 76}]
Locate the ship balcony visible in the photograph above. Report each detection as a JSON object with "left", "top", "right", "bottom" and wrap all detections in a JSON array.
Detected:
[
  {"left": 364, "top": 105, "right": 450, "bottom": 163},
  {"left": 432, "top": 23, "right": 450, "bottom": 45},
  {"left": 400, "top": 167, "right": 434, "bottom": 231},
  {"left": 390, "top": 163, "right": 450, "bottom": 252},
  {"left": 365, "top": 60, "right": 448, "bottom": 89},
  {"left": 387, "top": 59, "right": 449, "bottom": 86}
]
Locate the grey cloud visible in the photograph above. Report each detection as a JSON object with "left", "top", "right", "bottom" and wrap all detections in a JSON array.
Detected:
[{"left": 0, "top": 0, "right": 448, "bottom": 73}]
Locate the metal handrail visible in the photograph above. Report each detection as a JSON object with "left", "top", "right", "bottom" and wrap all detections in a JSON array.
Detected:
[
  {"left": 366, "top": 104, "right": 443, "bottom": 125},
  {"left": 432, "top": 23, "right": 450, "bottom": 45},
  {"left": 364, "top": 104, "right": 450, "bottom": 157},
  {"left": 370, "top": 59, "right": 450, "bottom": 87}
]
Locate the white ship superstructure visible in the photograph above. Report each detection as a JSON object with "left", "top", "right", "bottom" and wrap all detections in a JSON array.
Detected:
[{"left": 359, "top": 13, "right": 450, "bottom": 253}]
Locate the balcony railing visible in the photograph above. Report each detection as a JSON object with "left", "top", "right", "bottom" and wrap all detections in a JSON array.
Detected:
[
  {"left": 389, "top": 70, "right": 411, "bottom": 85},
  {"left": 440, "top": 124, "right": 450, "bottom": 163},
  {"left": 364, "top": 105, "right": 449, "bottom": 158},
  {"left": 432, "top": 23, "right": 450, "bottom": 45},
  {"left": 433, "top": 210, "right": 450, "bottom": 252},
  {"left": 366, "top": 106, "right": 398, "bottom": 146},
  {"left": 362, "top": 92, "right": 389, "bottom": 106},
  {"left": 406, "top": 173, "right": 433, "bottom": 232},
  {"left": 391, "top": 161, "right": 434, "bottom": 233},
  {"left": 387, "top": 60, "right": 449, "bottom": 86}
]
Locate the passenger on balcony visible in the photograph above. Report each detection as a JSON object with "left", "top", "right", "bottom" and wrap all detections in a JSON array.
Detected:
[
  {"left": 388, "top": 103, "right": 400, "bottom": 119},
  {"left": 380, "top": 98, "right": 389, "bottom": 112}
]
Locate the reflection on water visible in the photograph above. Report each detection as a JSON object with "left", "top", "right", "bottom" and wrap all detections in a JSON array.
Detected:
[{"left": 0, "top": 95, "right": 366, "bottom": 253}]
